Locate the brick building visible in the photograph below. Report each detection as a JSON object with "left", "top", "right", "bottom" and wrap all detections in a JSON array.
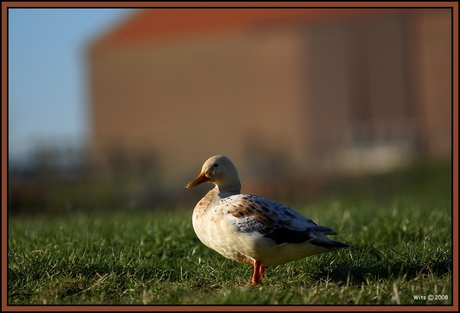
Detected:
[{"left": 87, "top": 8, "right": 452, "bottom": 190}]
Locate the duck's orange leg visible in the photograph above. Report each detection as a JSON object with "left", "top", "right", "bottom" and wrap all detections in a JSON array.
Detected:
[
  {"left": 251, "top": 261, "right": 265, "bottom": 285},
  {"left": 259, "top": 264, "right": 265, "bottom": 280}
]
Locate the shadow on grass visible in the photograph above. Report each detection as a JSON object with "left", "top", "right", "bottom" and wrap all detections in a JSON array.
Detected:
[{"left": 309, "top": 246, "right": 452, "bottom": 285}]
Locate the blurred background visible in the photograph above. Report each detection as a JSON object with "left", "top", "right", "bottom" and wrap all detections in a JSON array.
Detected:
[{"left": 8, "top": 7, "right": 452, "bottom": 216}]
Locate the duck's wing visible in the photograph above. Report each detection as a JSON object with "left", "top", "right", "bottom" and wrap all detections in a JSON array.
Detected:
[{"left": 222, "top": 194, "right": 348, "bottom": 248}]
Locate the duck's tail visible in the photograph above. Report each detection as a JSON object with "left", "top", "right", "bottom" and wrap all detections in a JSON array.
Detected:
[{"left": 309, "top": 227, "right": 350, "bottom": 250}]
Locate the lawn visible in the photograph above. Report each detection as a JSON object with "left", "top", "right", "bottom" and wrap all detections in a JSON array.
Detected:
[{"left": 7, "top": 161, "right": 453, "bottom": 306}]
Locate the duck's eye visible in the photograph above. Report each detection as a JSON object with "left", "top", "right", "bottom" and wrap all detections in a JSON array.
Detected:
[{"left": 213, "top": 163, "right": 219, "bottom": 168}]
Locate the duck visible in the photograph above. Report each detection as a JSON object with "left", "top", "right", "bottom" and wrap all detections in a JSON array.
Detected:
[{"left": 185, "top": 155, "right": 349, "bottom": 285}]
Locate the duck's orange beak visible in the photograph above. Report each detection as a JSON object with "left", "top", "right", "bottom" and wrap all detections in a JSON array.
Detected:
[{"left": 185, "top": 172, "right": 210, "bottom": 188}]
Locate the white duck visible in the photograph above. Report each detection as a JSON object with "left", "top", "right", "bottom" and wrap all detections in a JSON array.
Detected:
[{"left": 185, "top": 155, "right": 349, "bottom": 285}]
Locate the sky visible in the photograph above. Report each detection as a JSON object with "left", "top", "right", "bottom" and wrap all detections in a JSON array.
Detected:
[{"left": 8, "top": 8, "right": 135, "bottom": 161}]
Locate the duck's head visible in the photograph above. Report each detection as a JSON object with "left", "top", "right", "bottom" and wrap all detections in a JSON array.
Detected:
[{"left": 185, "top": 155, "right": 241, "bottom": 194}]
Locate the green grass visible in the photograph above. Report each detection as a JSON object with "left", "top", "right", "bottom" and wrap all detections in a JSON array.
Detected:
[{"left": 7, "top": 161, "right": 453, "bottom": 305}]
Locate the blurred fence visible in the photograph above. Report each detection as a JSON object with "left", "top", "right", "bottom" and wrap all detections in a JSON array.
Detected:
[{"left": 8, "top": 142, "right": 451, "bottom": 217}]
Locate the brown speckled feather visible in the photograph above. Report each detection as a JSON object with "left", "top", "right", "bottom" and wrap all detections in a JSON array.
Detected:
[{"left": 221, "top": 193, "right": 339, "bottom": 245}]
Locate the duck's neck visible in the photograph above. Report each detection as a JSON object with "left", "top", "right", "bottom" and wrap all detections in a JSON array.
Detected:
[{"left": 215, "top": 182, "right": 241, "bottom": 198}]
